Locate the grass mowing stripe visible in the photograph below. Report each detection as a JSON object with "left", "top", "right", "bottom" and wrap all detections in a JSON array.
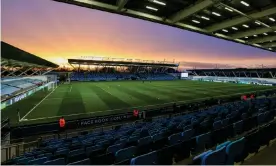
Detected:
[
  {"left": 91, "top": 84, "right": 131, "bottom": 110},
  {"left": 80, "top": 85, "right": 110, "bottom": 112},
  {"left": 57, "top": 85, "right": 86, "bottom": 116},
  {"left": 135, "top": 84, "right": 200, "bottom": 101},
  {"left": 98, "top": 84, "right": 149, "bottom": 106},
  {"left": 113, "top": 84, "right": 166, "bottom": 104}
]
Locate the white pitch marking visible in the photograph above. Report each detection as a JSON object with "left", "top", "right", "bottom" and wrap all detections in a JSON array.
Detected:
[
  {"left": 19, "top": 89, "right": 271, "bottom": 122},
  {"left": 69, "top": 86, "right": 72, "bottom": 92},
  {"left": 20, "top": 87, "right": 57, "bottom": 121}
]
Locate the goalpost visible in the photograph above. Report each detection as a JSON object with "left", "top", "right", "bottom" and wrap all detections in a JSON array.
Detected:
[{"left": 45, "top": 81, "right": 57, "bottom": 91}]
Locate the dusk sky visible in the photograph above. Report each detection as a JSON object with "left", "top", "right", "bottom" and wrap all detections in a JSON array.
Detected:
[{"left": 2, "top": 0, "right": 276, "bottom": 69}]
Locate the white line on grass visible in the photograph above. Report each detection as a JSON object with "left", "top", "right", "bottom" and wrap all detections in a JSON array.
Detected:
[
  {"left": 69, "top": 86, "right": 72, "bottom": 92},
  {"left": 20, "top": 87, "right": 57, "bottom": 121},
  {"left": 95, "top": 84, "right": 113, "bottom": 96},
  {"left": 20, "top": 89, "right": 270, "bottom": 122}
]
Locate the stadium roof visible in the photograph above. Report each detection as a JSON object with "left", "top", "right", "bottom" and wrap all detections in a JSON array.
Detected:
[
  {"left": 1, "top": 42, "right": 58, "bottom": 68},
  {"left": 53, "top": 0, "right": 276, "bottom": 53},
  {"left": 68, "top": 58, "right": 179, "bottom": 67}
]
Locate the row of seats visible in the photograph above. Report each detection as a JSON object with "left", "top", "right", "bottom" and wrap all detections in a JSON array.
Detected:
[
  {"left": 70, "top": 72, "right": 175, "bottom": 81},
  {"left": 1, "top": 78, "right": 43, "bottom": 96},
  {"left": 193, "top": 120, "right": 276, "bottom": 165},
  {"left": 5, "top": 96, "right": 276, "bottom": 165}
]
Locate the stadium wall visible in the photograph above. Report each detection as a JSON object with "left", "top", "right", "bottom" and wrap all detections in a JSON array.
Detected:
[
  {"left": 190, "top": 76, "right": 276, "bottom": 85},
  {"left": 1, "top": 82, "right": 53, "bottom": 110},
  {"left": 1, "top": 76, "right": 48, "bottom": 83}
]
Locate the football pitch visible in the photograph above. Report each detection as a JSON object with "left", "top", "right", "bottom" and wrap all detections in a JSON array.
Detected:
[{"left": 2, "top": 80, "right": 276, "bottom": 125}]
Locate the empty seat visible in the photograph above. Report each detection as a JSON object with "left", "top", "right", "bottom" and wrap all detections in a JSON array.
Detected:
[
  {"left": 115, "top": 146, "right": 137, "bottom": 162},
  {"left": 194, "top": 132, "right": 211, "bottom": 153},
  {"left": 202, "top": 146, "right": 226, "bottom": 165},
  {"left": 44, "top": 158, "right": 65, "bottom": 165},
  {"left": 226, "top": 137, "right": 245, "bottom": 165},
  {"left": 216, "top": 140, "right": 231, "bottom": 150},
  {"left": 168, "top": 132, "right": 182, "bottom": 145},
  {"left": 130, "top": 151, "right": 157, "bottom": 165},
  {"left": 107, "top": 144, "right": 124, "bottom": 154},
  {"left": 213, "top": 120, "right": 222, "bottom": 130},
  {"left": 28, "top": 157, "right": 48, "bottom": 165},
  {"left": 233, "top": 120, "right": 243, "bottom": 136},
  {"left": 68, "top": 158, "right": 90, "bottom": 165},
  {"left": 192, "top": 150, "right": 212, "bottom": 165},
  {"left": 182, "top": 129, "right": 194, "bottom": 141}
]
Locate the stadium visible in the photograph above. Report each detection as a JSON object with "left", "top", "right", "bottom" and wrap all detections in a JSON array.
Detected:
[{"left": 1, "top": 0, "right": 276, "bottom": 165}]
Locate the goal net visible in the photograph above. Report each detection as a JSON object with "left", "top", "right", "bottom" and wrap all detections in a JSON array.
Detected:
[
  {"left": 64, "top": 78, "right": 71, "bottom": 84},
  {"left": 47, "top": 81, "right": 57, "bottom": 91}
]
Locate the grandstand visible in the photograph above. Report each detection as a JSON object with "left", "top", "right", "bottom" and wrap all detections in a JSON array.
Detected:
[
  {"left": 2, "top": 0, "right": 276, "bottom": 164},
  {"left": 1, "top": 42, "right": 58, "bottom": 146},
  {"left": 2, "top": 95, "right": 276, "bottom": 165}
]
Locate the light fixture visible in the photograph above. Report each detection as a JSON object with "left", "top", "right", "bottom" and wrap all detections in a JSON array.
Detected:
[
  {"left": 146, "top": 6, "right": 158, "bottom": 11},
  {"left": 269, "top": 48, "right": 272, "bottom": 50},
  {"left": 245, "top": 36, "right": 248, "bottom": 39},
  {"left": 232, "top": 27, "right": 238, "bottom": 30},
  {"left": 192, "top": 20, "right": 200, "bottom": 24},
  {"left": 241, "top": 1, "right": 250, "bottom": 6},
  {"left": 253, "top": 35, "right": 258, "bottom": 37},
  {"left": 153, "top": 0, "right": 166, "bottom": 6},
  {"left": 212, "top": 12, "right": 221, "bottom": 16},
  {"left": 222, "top": 29, "right": 228, "bottom": 32},
  {"left": 269, "top": 17, "right": 275, "bottom": 22},
  {"left": 263, "top": 33, "right": 268, "bottom": 35},
  {"left": 255, "top": 21, "right": 261, "bottom": 25},
  {"left": 274, "top": 31, "right": 276, "bottom": 33},
  {"left": 242, "top": 24, "right": 249, "bottom": 28},
  {"left": 225, "top": 7, "right": 233, "bottom": 12},
  {"left": 201, "top": 16, "right": 210, "bottom": 20}
]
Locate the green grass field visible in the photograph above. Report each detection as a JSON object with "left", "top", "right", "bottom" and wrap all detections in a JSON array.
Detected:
[{"left": 2, "top": 80, "right": 276, "bottom": 125}]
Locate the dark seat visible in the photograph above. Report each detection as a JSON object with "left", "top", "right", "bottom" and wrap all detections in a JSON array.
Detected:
[{"left": 90, "top": 153, "right": 115, "bottom": 165}]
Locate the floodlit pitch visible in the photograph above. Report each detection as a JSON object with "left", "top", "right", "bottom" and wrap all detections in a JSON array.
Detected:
[{"left": 2, "top": 80, "right": 276, "bottom": 125}]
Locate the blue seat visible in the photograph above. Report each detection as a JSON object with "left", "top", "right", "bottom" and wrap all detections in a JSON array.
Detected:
[
  {"left": 17, "top": 157, "right": 34, "bottom": 164},
  {"left": 28, "top": 157, "right": 48, "bottom": 165},
  {"left": 138, "top": 136, "right": 152, "bottom": 146},
  {"left": 213, "top": 120, "right": 222, "bottom": 130},
  {"left": 233, "top": 120, "right": 243, "bottom": 135},
  {"left": 168, "top": 132, "right": 182, "bottom": 145},
  {"left": 128, "top": 135, "right": 140, "bottom": 143},
  {"left": 54, "top": 148, "right": 68, "bottom": 157},
  {"left": 68, "top": 158, "right": 90, "bottom": 165},
  {"left": 182, "top": 129, "right": 194, "bottom": 141},
  {"left": 130, "top": 151, "right": 157, "bottom": 165},
  {"left": 44, "top": 158, "right": 65, "bottom": 165},
  {"left": 222, "top": 118, "right": 229, "bottom": 126},
  {"left": 183, "top": 125, "right": 192, "bottom": 131},
  {"left": 216, "top": 141, "right": 231, "bottom": 150},
  {"left": 107, "top": 143, "right": 124, "bottom": 154},
  {"left": 226, "top": 137, "right": 245, "bottom": 165},
  {"left": 152, "top": 133, "right": 164, "bottom": 142},
  {"left": 257, "top": 113, "right": 266, "bottom": 124},
  {"left": 195, "top": 132, "right": 211, "bottom": 153},
  {"left": 192, "top": 150, "right": 212, "bottom": 165},
  {"left": 86, "top": 145, "right": 101, "bottom": 156},
  {"left": 202, "top": 146, "right": 226, "bottom": 165},
  {"left": 115, "top": 146, "right": 137, "bottom": 162}
]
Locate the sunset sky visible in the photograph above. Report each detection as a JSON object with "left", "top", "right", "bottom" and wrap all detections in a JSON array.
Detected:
[{"left": 2, "top": 0, "right": 276, "bottom": 69}]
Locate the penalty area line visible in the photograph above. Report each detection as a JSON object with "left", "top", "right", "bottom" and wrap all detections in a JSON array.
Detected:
[
  {"left": 19, "top": 87, "right": 57, "bottom": 122},
  {"left": 21, "top": 88, "right": 273, "bottom": 122}
]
